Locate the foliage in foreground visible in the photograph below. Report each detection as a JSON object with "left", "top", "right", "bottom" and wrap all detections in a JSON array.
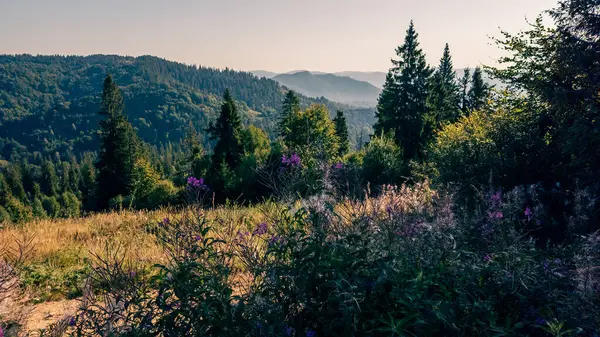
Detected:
[{"left": 42, "top": 183, "right": 600, "bottom": 337}]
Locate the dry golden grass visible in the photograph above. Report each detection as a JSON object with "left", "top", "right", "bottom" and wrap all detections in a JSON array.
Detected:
[
  {"left": 0, "top": 205, "right": 273, "bottom": 267},
  {"left": 0, "top": 203, "right": 276, "bottom": 303}
]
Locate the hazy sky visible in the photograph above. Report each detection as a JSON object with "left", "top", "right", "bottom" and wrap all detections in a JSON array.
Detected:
[{"left": 1, "top": 0, "right": 556, "bottom": 72}]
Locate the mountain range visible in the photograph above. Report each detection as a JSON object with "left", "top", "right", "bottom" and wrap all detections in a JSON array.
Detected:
[
  {"left": 0, "top": 54, "right": 375, "bottom": 159},
  {"left": 272, "top": 71, "right": 382, "bottom": 108},
  {"left": 252, "top": 69, "right": 499, "bottom": 108}
]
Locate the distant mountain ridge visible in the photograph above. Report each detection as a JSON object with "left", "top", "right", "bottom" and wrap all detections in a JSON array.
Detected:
[
  {"left": 251, "top": 68, "right": 502, "bottom": 91},
  {"left": 272, "top": 71, "right": 381, "bottom": 107}
]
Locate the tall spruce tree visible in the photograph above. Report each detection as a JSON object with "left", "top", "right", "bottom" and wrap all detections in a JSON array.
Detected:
[
  {"left": 95, "top": 74, "right": 140, "bottom": 209},
  {"left": 280, "top": 90, "right": 300, "bottom": 140},
  {"left": 40, "top": 160, "right": 59, "bottom": 196},
  {"left": 209, "top": 89, "right": 244, "bottom": 172},
  {"left": 426, "top": 44, "right": 460, "bottom": 126},
  {"left": 459, "top": 67, "right": 471, "bottom": 115},
  {"left": 468, "top": 67, "right": 490, "bottom": 111},
  {"left": 333, "top": 110, "right": 350, "bottom": 156},
  {"left": 374, "top": 21, "right": 432, "bottom": 160}
]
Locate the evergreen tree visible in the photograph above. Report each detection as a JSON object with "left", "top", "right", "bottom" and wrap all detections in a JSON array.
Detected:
[
  {"left": 5, "top": 164, "right": 27, "bottom": 202},
  {"left": 333, "top": 110, "right": 350, "bottom": 156},
  {"left": 374, "top": 72, "right": 398, "bottom": 137},
  {"left": 374, "top": 21, "right": 432, "bottom": 161},
  {"left": 0, "top": 172, "right": 11, "bottom": 205},
  {"left": 95, "top": 74, "right": 140, "bottom": 209},
  {"left": 209, "top": 89, "right": 245, "bottom": 172},
  {"left": 459, "top": 68, "right": 471, "bottom": 115},
  {"left": 426, "top": 44, "right": 460, "bottom": 126},
  {"left": 468, "top": 67, "right": 490, "bottom": 111},
  {"left": 280, "top": 90, "right": 300, "bottom": 139},
  {"left": 40, "top": 160, "right": 59, "bottom": 196},
  {"left": 80, "top": 152, "right": 96, "bottom": 209}
]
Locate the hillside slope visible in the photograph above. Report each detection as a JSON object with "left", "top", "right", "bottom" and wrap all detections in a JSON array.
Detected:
[{"left": 0, "top": 55, "right": 375, "bottom": 158}]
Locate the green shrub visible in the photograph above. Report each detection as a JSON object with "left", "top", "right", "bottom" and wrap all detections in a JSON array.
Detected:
[
  {"left": 108, "top": 195, "right": 124, "bottom": 211},
  {"left": 4, "top": 195, "right": 33, "bottom": 224},
  {"left": 59, "top": 191, "right": 81, "bottom": 218},
  {"left": 145, "top": 180, "right": 177, "bottom": 209},
  {"left": 362, "top": 132, "right": 403, "bottom": 187},
  {"left": 0, "top": 205, "right": 11, "bottom": 225}
]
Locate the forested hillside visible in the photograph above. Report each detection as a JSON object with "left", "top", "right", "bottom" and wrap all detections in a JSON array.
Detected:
[{"left": 0, "top": 55, "right": 374, "bottom": 159}]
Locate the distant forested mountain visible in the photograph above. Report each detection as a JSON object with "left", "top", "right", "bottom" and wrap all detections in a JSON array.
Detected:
[
  {"left": 272, "top": 71, "right": 381, "bottom": 107},
  {"left": 0, "top": 54, "right": 374, "bottom": 159}
]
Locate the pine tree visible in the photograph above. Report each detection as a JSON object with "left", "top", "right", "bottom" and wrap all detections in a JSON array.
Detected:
[
  {"left": 374, "top": 72, "right": 398, "bottom": 136},
  {"left": 0, "top": 172, "right": 11, "bottom": 205},
  {"left": 209, "top": 89, "right": 245, "bottom": 172},
  {"left": 95, "top": 74, "right": 140, "bottom": 209},
  {"left": 468, "top": 67, "right": 490, "bottom": 111},
  {"left": 459, "top": 67, "right": 471, "bottom": 115},
  {"left": 280, "top": 90, "right": 300, "bottom": 140},
  {"left": 80, "top": 152, "right": 96, "bottom": 209},
  {"left": 5, "top": 164, "right": 27, "bottom": 202},
  {"left": 41, "top": 160, "right": 59, "bottom": 196},
  {"left": 333, "top": 110, "right": 350, "bottom": 156},
  {"left": 374, "top": 21, "right": 432, "bottom": 161},
  {"left": 426, "top": 44, "right": 460, "bottom": 126}
]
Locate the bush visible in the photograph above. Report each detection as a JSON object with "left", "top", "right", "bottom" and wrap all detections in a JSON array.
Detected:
[
  {"left": 4, "top": 195, "right": 33, "bottom": 224},
  {"left": 361, "top": 132, "right": 403, "bottom": 187},
  {"left": 145, "top": 180, "right": 177, "bottom": 209},
  {"left": 59, "top": 191, "right": 81, "bottom": 218},
  {"left": 0, "top": 205, "right": 11, "bottom": 225},
  {"left": 428, "top": 95, "right": 549, "bottom": 198},
  {"left": 108, "top": 195, "right": 124, "bottom": 211}
]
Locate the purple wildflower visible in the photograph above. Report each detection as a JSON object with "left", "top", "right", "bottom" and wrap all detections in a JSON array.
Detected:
[
  {"left": 162, "top": 217, "right": 170, "bottom": 225},
  {"left": 491, "top": 191, "right": 502, "bottom": 202},
  {"left": 554, "top": 258, "right": 561, "bottom": 264},
  {"left": 489, "top": 211, "right": 504, "bottom": 220},
  {"left": 282, "top": 153, "right": 301, "bottom": 167},
  {"left": 483, "top": 254, "right": 492, "bottom": 262},
  {"left": 334, "top": 162, "right": 343, "bottom": 169},
  {"left": 253, "top": 222, "right": 268, "bottom": 236},
  {"left": 69, "top": 316, "right": 76, "bottom": 326},
  {"left": 306, "top": 330, "right": 317, "bottom": 337},
  {"left": 194, "top": 235, "right": 202, "bottom": 241},
  {"left": 257, "top": 322, "right": 263, "bottom": 329},
  {"left": 535, "top": 318, "right": 547, "bottom": 325},
  {"left": 187, "top": 176, "right": 207, "bottom": 189},
  {"left": 285, "top": 326, "right": 295, "bottom": 336},
  {"left": 543, "top": 260, "right": 550, "bottom": 271},
  {"left": 0, "top": 326, "right": 4, "bottom": 337},
  {"left": 524, "top": 207, "right": 532, "bottom": 221}
]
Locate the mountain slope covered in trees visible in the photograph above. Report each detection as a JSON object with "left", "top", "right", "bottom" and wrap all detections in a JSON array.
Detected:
[{"left": 0, "top": 54, "right": 374, "bottom": 159}]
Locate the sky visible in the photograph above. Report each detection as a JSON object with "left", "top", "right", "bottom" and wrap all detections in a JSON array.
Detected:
[{"left": 0, "top": 0, "right": 557, "bottom": 73}]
